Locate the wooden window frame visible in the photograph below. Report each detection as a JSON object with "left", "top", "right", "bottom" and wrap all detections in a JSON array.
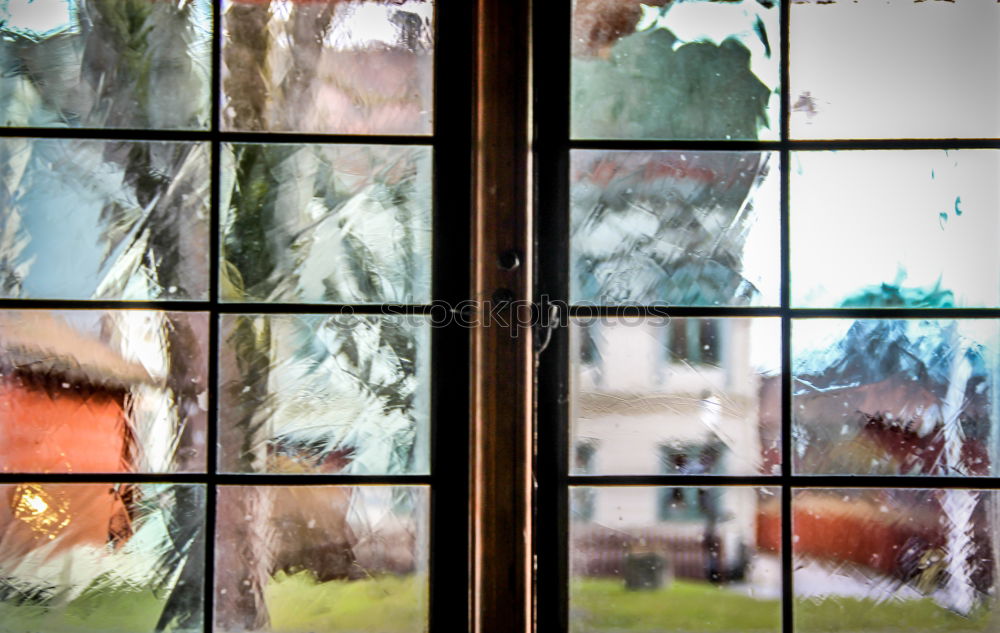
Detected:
[{"left": 4, "top": 2, "right": 998, "bottom": 633}]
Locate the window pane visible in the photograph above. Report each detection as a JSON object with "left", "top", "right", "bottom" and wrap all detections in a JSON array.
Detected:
[
  {"left": 791, "top": 150, "right": 1000, "bottom": 309},
  {"left": 570, "top": 317, "right": 781, "bottom": 476},
  {"left": 790, "top": 0, "right": 1000, "bottom": 140},
  {"left": 220, "top": 143, "right": 432, "bottom": 305},
  {"left": 221, "top": 0, "right": 434, "bottom": 134},
  {"left": 793, "top": 319, "right": 998, "bottom": 477},
  {"left": 0, "top": 482, "right": 206, "bottom": 633},
  {"left": 793, "top": 488, "right": 999, "bottom": 632},
  {"left": 570, "top": 485, "right": 781, "bottom": 633},
  {"left": 219, "top": 314, "right": 430, "bottom": 475},
  {"left": 0, "top": 0, "right": 212, "bottom": 130},
  {"left": 571, "top": 0, "right": 779, "bottom": 140},
  {"left": 571, "top": 150, "right": 780, "bottom": 306},
  {"left": 0, "top": 309, "right": 209, "bottom": 473},
  {"left": 215, "top": 485, "right": 428, "bottom": 633},
  {"left": 0, "top": 138, "right": 210, "bottom": 301}
]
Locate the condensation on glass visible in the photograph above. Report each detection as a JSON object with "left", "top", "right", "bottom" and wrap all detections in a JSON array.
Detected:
[
  {"left": 791, "top": 150, "right": 1000, "bottom": 309},
  {"left": 570, "top": 485, "right": 781, "bottom": 633},
  {"left": 571, "top": 0, "right": 779, "bottom": 140},
  {"left": 0, "top": 138, "right": 210, "bottom": 301},
  {"left": 570, "top": 317, "right": 782, "bottom": 476},
  {"left": 793, "top": 488, "right": 1000, "bottom": 632},
  {"left": 218, "top": 314, "right": 430, "bottom": 475},
  {"left": 220, "top": 143, "right": 432, "bottom": 305},
  {"left": 0, "top": 309, "right": 209, "bottom": 474},
  {"left": 0, "top": 0, "right": 212, "bottom": 130},
  {"left": 790, "top": 0, "right": 1000, "bottom": 140},
  {"left": 215, "top": 485, "right": 428, "bottom": 633},
  {"left": 221, "top": 0, "right": 434, "bottom": 135},
  {"left": 793, "top": 319, "right": 999, "bottom": 477},
  {"left": 0, "top": 482, "right": 206, "bottom": 633},
  {"left": 570, "top": 150, "right": 780, "bottom": 306}
]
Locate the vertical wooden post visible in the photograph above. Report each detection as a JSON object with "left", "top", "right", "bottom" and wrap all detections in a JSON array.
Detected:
[{"left": 471, "top": 0, "right": 533, "bottom": 631}]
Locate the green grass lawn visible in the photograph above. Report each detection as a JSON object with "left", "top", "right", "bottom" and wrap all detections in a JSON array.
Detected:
[
  {"left": 266, "top": 571, "right": 426, "bottom": 633},
  {"left": 570, "top": 577, "right": 779, "bottom": 633},
  {"left": 0, "top": 585, "right": 168, "bottom": 633},
  {"left": 0, "top": 572, "right": 425, "bottom": 633},
  {"left": 793, "top": 596, "right": 999, "bottom": 633},
  {"left": 570, "top": 578, "right": 1000, "bottom": 633},
  {"left": 4, "top": 574, "right": 997, "bottom": 633}
]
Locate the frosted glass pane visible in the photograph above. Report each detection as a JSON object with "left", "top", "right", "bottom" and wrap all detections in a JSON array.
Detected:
[
  {"left": 794, "top": 488, "right": 1000, "bottom": 632},
  {"left": 215, "top": 485, "right": 428, "bottom": 633},
  {"left": 0, "top": 0, "right": 212, "bottom": 130},
  {"left": 570, "top": 486, "right": 781, "bottom": 633},
  {"left": 790, "top": 0, "right": 1000, "bottom": 139},
  {"left": 791, "top": 150, "right": 1000, "bottom": 309},
  {"left": 572, "top": 0, "right": 779, "bottom": 140},
  {"left": 0, "top": 309, "right": 209, "bottom": 473},
  {"left": 0, "top": 138, "right": 210, "bottom": 301},
  {"left": 220, "top": 143, "right": 432, "bottom": 305},
  {"left": 571, "top": 150, "right": 780, "bottom": 306},
  {"left": 793, "top": 319, "right": 999, "bottom": 477},
  {"left": 221, "top": 0, "right": 434, "bottom": 134},
  {"left": 571, "top": 317, "right": 782, "bottom": 476},
  {"left": 219, "top": 314, "right": 430, "bottom": 475},
  {"left": 0, "top": 483, "right": 206, "bottom": 633}
]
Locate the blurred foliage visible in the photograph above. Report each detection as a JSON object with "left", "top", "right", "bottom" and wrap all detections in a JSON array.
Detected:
[
  {"left": 573, "top": 27, "right": 771, "bottom": 140},
  {"left": 222, "top": 144, "right": 277, "bottom": 301},
  {"left": 839, "top": 278, "right": 955, "bottom": 309}
]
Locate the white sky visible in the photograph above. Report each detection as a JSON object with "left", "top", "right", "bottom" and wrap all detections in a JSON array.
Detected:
[
  {"left": 790, "top": 0, "right": 1000, "bottom": 139},
  {"left": 260, "top": 0, "right": 434, "bottom": 49},
  {"left": 791, "top": 150, "right": 1000, "bottom": 308}
]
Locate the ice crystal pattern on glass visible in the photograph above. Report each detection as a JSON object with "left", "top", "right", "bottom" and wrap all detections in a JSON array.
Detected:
[
  {"left": 0, "top": 0, "right": 212, "bottom": 130},
  {"left": 219, "top": 314, "right": 430, "bottom": 475},
  {"left": 793, "top": 319, "right": 998, "bottom": 477},
  {"left": 0, "top": 483, "right": 206, "bottom": 633},
  {"left": 571, "top": 317, "right": 782, "bottom": 476},
  {"left": 222, "top": 0, "right": 434, "bottom": 134},
  {"left": 0, "top": 138, "right": 210, "bottom": 301},
  {"left": 571, "top": 150, "right": 779, "bottom": 306},
  {"left": 572, "top": 0, "right": 779, "bottom": 140},
  {"left": 215, "top": 485, "right": 428, "bottom": 633},
  {"left": 794, "top": 488, "right": 1000, "bottom": 632},
  {"left": 221, "top": 143, "right": 432, "bottom": 304},
  {"left": 0, "top": 309, "right": 210, "bottom": 473},
  {"left": 570, "top": 486, "right": 781, "bottom": 633}
]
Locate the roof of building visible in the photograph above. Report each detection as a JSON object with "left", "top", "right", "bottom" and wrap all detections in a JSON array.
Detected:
[{"left": 0, "top": 312, "right": 152, "bottom": 391}]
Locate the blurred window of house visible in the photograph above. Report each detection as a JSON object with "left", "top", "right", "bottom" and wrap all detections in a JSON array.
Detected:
[{"left": 573, "top": 442, "right": 598, "bottom": 521}]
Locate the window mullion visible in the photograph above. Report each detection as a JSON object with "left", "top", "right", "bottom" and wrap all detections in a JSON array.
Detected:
[{"left": 471, "top": 0, "right": 534, "bottom": 631}]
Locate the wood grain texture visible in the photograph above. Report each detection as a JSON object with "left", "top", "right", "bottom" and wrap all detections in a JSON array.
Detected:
[{"left": 471, "top": 0, "right": 534, "bottom": 631}]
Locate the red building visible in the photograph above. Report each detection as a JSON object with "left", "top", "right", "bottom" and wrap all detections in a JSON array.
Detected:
[{"left": 0, "top": 312, "right": 150, "bottom": 554}]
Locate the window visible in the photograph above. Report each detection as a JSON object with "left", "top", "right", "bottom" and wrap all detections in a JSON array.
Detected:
[
  {"left": 538, "top": 2, "right": 1000, "bottom": 633},
  {"left": 572, "top": 442, "right": 598, "bottom": 521},
  {"left": 1, "top": 1, "right": 999, "bottom": 633},
  {"left": 657, "top": 443, "right": 724, "bottom": 522},
  {"left": 0, "top": 1, "right": 469, "bottom": 632}
]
